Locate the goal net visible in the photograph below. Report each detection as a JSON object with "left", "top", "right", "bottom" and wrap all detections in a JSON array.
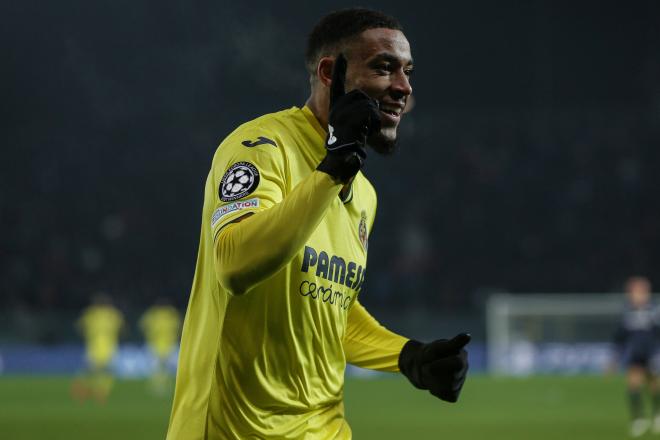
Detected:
[{"left": 486, "top": 293, "right": 623, "bottom": 375}]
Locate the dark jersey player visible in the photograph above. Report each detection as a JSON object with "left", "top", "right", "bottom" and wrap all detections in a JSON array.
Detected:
[{"left": 614, "top": 276, "right": 660, "bottom": 437}]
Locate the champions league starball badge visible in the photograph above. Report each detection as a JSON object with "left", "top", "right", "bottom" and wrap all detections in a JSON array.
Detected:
[
  {"left": 219, "top": 162, "right": 260, "bottom": 202},
  {"left": 359, "top": 210, "right": 368, "bottom": 251}
]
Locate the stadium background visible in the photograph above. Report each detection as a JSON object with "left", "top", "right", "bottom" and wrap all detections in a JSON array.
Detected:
[{"left": 2, "top": 0, "right": 660, "bottom": 438}]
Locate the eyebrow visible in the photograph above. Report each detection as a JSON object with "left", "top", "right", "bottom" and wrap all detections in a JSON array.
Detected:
[{"left": 369, "top": 52, "right": 414, "bottom": 67}]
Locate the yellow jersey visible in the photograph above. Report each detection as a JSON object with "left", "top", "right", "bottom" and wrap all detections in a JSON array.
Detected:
[
  {"left": 78, "top": 304, "right": 124, "bottom": 369},
  {"left": 168, "top": 106, "right": 406, "bottom": 439},
  {"left": 140, "top": 305, "right": 181, "bottom": 358}
]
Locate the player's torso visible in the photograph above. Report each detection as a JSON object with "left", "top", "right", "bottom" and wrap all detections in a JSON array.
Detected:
[
  {"left": 144, "top": 309, "right": 179, "bottom": 342},
  {"left": 623, "top": 304, "right": 658, "bottom": 332},
  {"left": 622, "top": 304, "right": 659, "bottom": 350},
  {"left": 210, "top": 107, "right": 375, "bottom": 437},
  {"left": 82, "top": 307, "right": 122, "bottom": 345}
]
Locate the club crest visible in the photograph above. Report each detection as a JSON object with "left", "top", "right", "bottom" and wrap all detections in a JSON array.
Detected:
[{"left": 359, "top": 210, "right": 368, "bottom": 251}]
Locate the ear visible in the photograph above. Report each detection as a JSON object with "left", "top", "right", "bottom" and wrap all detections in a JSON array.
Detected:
[{"left": 316, "top": 56, "right": 335, "bottom": 88}]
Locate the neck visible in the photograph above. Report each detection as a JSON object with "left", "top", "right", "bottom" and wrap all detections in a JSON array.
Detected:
[{"left": 305, "top": 92, "right": 329, "bottom": 130}]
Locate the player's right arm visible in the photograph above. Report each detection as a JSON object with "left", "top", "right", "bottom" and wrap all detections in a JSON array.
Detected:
[
  {"left": 215, "top": 170, "right": 339, "bottom": 296},
  {"left": 212, "top": 55, "right": 379, "bottom": 296}
]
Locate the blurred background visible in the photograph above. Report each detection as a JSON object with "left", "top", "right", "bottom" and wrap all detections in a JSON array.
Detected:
[{"left": 2, "top": 0, "right": 660, "bottom": 438}]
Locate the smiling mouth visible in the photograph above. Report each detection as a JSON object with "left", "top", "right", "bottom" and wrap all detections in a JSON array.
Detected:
[
  {"left": 379, "top": 108, "right": 401, "bottom": 124},
  {"left": 381, "top": 109, "right": 400, "bottom": 118},
  {"left": 378, "top": 103, "right": 403, "bottom": 120}
]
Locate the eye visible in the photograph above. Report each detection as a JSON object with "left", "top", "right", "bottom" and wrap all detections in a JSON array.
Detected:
[
  {"left": 404, "top": 68, "right": 414, "bottom": 77},
  {"left": 374, "top": 63, "right": 392, "bottom": 74}
]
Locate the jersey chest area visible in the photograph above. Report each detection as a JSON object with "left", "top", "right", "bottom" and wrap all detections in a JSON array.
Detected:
[
  {"left": 287, "top": 189, "right": 371, "bottom": 316},
  {"left": 282, "top": 132, "right": 375, "bottom": 311}
]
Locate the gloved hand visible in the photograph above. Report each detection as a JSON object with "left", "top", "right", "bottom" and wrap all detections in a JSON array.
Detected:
[
  {"left": 316, "top": 53, "right": 381, "bottom": 184},
  {"left": 398, "top": 333, "right": 471, "bottom": 402}
]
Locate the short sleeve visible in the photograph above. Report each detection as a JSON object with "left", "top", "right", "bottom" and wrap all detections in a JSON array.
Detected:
[{"left": 209, "top": 124, "right": 287, "bottom": 240}]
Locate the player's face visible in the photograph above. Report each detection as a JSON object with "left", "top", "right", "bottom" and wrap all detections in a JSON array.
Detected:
[
  {"left": 345, "top": 28, "right": 413, "bottom": 155},
  {"left": 628, "top": 280, "right": 651, "bottom": 307}
]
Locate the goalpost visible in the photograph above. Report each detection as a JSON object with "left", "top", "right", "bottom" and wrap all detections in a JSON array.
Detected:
[{"left": 486, "top": 293, "right": 624, "bottom": 375}]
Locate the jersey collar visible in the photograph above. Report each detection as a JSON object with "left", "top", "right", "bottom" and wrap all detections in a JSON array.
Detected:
[{"left": 301, "top": 105, "right": 327, "bottom": 142}]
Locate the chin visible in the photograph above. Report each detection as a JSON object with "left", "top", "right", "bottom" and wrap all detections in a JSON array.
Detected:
[{"left": 368, "top": 128, "right": 398, "bottom": 156}]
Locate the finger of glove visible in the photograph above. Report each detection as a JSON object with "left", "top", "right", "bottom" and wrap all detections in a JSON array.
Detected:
[
  {"left": 334, "top": 152, "right": 363, "bottom": 183},
  {"left": 429, "top": 385, "right": 462, "bottom": 403},
  {"left": 447, "top": 333, "right": 472, "bottom": 351},
  {"left": 428, "top": 373, "right": 467, "bottom": 403},
  {"left": 351, "top": 144, "right": 367, "bottom": 160},
  {"left": 421, "top": 334, "right": 471, "bottom": 362},
  {"left": 364, "top": 102, "right": 382, "bottom": 136},
  {"left": 331, "top": 90, "right": 379, "bottom": 118},
  {"left": 330, "top": 54, "right": 347, "bottom": 109},
  {"left": 421, "top": 339, "right": 454, "bottom": 362},
  {"left": 338, "top": 89, "right": 376, "bottom": 104},
  {"left": 345, "top": 152, "right": 363, "bottom": 174},
  {"left": 452, "top": 372, "right": 467, "bottom": 391},
  {"left": 456, "top": 350, "right": 469, "bottom": 376},
  {"left": 347, "top": 98, "right": 381, "bottom": 137},
  {"left": 423, "top": 356, "right": 465, "bottom": 379}
]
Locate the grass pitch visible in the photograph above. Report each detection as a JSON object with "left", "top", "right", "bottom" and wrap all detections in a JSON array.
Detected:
[{"left": 0, "top": 375, "right": 634, "bottom": 439}]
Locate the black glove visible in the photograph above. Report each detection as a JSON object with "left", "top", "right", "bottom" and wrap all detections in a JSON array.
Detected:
[
  {"left": 316, "top": 54, "right": 381, "bottom": 184},
  {"left": 398, "top": 333, "right": 471, "bottom": 403}
]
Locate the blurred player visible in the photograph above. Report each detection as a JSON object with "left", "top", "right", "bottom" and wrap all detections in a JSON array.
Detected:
[
  {"left": 71, "top": 293, "right": 124, "bottom": 403},
  {"left": 613, "top": 276, "right": 660, "bottom": 437},
  {"left": 139, "top": 299, "right": 181, "bottom": 394},
  {"left": 168, "top": 8, "right": 470, "bottom": 439}
]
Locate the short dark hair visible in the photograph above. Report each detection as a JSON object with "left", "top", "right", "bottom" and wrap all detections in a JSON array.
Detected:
[{"left": 305, "top": 8, "right": 403, "bottom": 76}]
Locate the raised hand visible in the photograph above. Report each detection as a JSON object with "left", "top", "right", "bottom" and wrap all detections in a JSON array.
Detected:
[{"left": 316, "top": 54, "right": 381, "bottom": 184}]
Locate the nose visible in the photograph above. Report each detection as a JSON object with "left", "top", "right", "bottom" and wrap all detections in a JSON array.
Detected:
[{"left": 391, "top": 70, "right": 413, "bottom": 98}]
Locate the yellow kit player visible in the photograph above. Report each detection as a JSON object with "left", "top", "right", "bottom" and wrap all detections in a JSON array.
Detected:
[
  {"left": 168, "top": 8, "right": 470, "bottom": 439},
  {"left": 140, "top": 299, "right": 181, "bottom": 393},
  {"left": 72, "top": 293, "right": 124, "bottom": 403}
]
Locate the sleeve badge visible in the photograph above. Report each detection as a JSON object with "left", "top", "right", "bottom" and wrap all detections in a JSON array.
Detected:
[{"left": 219, "top": 162, "right": 260, "bottom": 202}]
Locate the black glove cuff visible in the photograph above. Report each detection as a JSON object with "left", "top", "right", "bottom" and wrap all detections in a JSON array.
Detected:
[
  {"left": 316, "top": 150, "right": 364, "bottom": 184},
  {"left": 398, "top": 339, "right": 426, "bottom": 390}
]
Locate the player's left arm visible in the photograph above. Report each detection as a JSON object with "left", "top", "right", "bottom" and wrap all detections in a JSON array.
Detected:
[
  {"left": 346, "top": 184, "right": 470, "bottom": 402},
  {"left": 343, "top": 300, "right": 408, "bottom": 372},
  {"left": 344, "top": 299, "right": 471, "bottom": 403}
]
